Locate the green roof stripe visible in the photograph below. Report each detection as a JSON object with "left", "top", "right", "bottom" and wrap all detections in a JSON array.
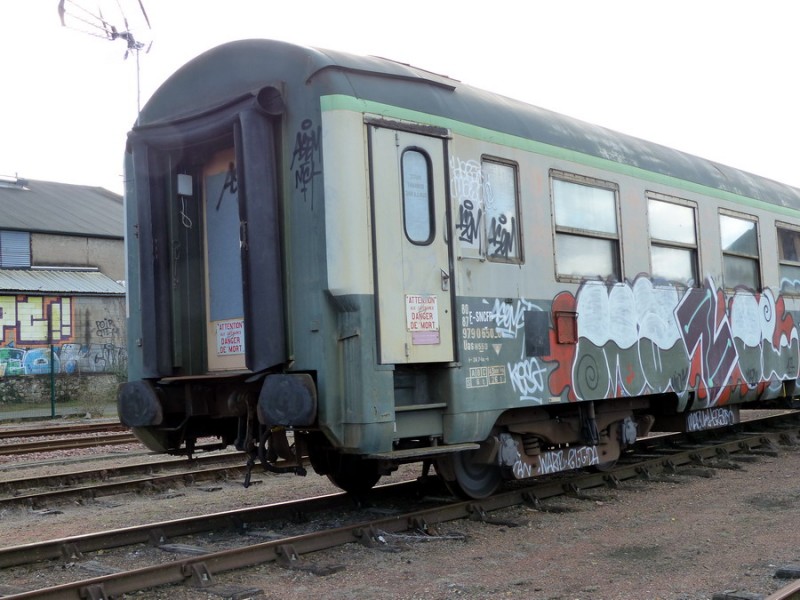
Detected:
[{"left": 321, "top": 94, "right": 800, "bottom": 218}]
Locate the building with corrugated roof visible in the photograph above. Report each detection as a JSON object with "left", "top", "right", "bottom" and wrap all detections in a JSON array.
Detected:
[{"left": 0, "top": 175, "right": 126, "bottom": 381}]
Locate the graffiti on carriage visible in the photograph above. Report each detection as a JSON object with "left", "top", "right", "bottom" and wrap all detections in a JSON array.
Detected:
[{"left": 461, "top": 276, "right": 799, "bottom": 406}]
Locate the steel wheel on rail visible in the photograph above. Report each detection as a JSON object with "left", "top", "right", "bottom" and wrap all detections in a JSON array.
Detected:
[
  {"left": 306, "top": 435, "right": 382, "bottom": 494},
  {"left": 437, "top": 449, "right": 502, "bottom": 499},
  {"left": 325, "top": 453, "right": 382, "bottom": 494}
]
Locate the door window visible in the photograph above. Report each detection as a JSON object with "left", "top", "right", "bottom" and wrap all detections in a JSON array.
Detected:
[{"left": 401, "top": 149, "right": 433, "bottom": 245}]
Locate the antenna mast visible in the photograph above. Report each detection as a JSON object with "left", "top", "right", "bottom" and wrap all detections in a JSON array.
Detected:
[{"left": 58, "top": 0, "right": 152, "bottom": 114}]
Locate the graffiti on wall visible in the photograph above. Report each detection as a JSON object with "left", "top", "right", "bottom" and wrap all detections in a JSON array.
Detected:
[
  {"left": 461, "top": 276, "right": 800, "bottom": 408},
  {"left": 0, "top": 295, "right": 126, "bottom": 377}
]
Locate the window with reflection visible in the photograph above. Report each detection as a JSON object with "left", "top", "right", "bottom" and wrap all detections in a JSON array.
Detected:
[
  {"left": 401, "top": 149, "right": 433, "bottom": 244},
  {"left": 720, "top": 212, "right": 760, "bottom": 289},
  {"left": 778, "top": 224, "right": 800, "bottom": 294},
  {"left": 647, "top": 195, "right": 698, "bottom": 286},
  {"left": 552, "top": 173, "right": 620, "bottom": 280},
  {"left": 482, "top": 159, "right": 521, "bottom": 262}
]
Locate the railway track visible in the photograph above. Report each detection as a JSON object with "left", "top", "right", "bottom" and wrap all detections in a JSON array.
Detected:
[
  {"left": 2, "top": 413, "right": 798, "bottom": 599},
  {"left": 0, "top": 432, "right": 138, "bottom": 457},
  {"left": 0, "top": 422, "right": 125, "bottom": 440},
  {"left": 0, "top": 451, "right": 247, "bottom": 509},
  {"left": 0, "top": 421, "right": 140, "bottom": 457}
]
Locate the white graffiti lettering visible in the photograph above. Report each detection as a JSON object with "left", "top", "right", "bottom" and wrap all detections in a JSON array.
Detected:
[
  {"left": 536, "top": 446, "right": 600, "bottom": 475},
  {"left": 489, "top": 297, "right": 535, "bottom": 339},
  {"left": 507, "top": 356, "right": 546, "bottom": 403},
  {"left": 512, "top": 459, "right": 534, "bottom": 479},
  {"left": 686, "top": 407, "right": 737, "bottom": 432}
]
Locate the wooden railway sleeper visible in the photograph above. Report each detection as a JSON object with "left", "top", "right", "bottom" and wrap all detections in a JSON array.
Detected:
[{"left": 738, "top": 440, "right": 780, "bottom": 457}]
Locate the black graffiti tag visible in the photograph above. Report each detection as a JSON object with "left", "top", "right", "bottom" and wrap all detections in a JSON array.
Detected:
[
  {"left": 215, "top": 162, "right": 238, "bottom": 211},
  {"left": 291, "top": 119, "right": 321, "bottom": 201},
  {"left": 488, "top": 214, "right": 516, "bottom": 258},
  {"left": 456, "top": 199, "right": 482, "bottom": 244},
  {"left": 95, "top": 318, "right": 119, "bottom": 338}
]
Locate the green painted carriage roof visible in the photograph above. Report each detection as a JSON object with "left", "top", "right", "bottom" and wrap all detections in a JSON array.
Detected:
[{"left": 138, "top": 39, "right": 800, "bottom": 216}]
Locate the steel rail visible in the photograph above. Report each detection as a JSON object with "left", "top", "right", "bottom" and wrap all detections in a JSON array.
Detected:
[
  {"left": 766, "top": 579, "right": 800, "bottom": 600},
  {"left": 1, "top": 427, "right": 795, "bottom": 598},
  {"left": 0, "top": 433, "right": 137, "bottom": 456},
  {"left": 0, "top": 462, "right": 249, "bottom": 510},
  {"left": 0, "top": 481, "right": 420, "bottom": 569},
  {"left": 0, "top": 486, "right": 525, "bottom": 600},
  {"left": 0, "top": 451, "right": 243, "bottom": 495},
  {"left": 0, "top": 423, "right": 125, "bottom": 440}
]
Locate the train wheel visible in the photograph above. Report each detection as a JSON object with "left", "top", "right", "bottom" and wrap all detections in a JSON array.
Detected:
[
  {"left": 437, "top": 450, "right": 501, "bottom": 499},
  {"left": 325, "top": 453, "right": 382, "bottom": 494},
  {"left": 591, "top": 459, "right": 618, "bottom": 472}
]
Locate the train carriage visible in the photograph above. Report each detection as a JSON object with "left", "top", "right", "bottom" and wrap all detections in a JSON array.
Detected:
[{"left": 118, "top": 39, "right": 800, "bottom": 498}]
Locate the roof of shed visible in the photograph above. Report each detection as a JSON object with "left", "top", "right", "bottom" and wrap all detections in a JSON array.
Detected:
[
  {"left": 0, "top": 178, "right": 123, "bottom": 238},
  {"left": 0, "top": 269, "right": 125, "bottom": 295}
]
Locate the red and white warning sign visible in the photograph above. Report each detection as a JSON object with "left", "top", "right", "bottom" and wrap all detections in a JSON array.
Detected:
[
  {"left": 216, "top": 318, "right": 245, "bottom": 356},
  {"left": 405, "top": 294, "right": 440, "bottom": 345}
]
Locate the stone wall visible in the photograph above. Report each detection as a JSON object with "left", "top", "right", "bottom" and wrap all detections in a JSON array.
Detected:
[{"left": 0, "top": 372, "right": 119, "bottom": 415}]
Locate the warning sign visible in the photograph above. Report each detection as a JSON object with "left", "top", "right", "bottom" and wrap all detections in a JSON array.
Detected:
[
  {"left": 216, "top": 319, "right": 245, "bottom": 356},
  {"left": 406, "top": 294, "right": 440, "bottom": 345}
]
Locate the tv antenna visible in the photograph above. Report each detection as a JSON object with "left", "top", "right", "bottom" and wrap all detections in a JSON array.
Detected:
[{"left": 57, "top": 0, "right": 152, "bottom": 113}]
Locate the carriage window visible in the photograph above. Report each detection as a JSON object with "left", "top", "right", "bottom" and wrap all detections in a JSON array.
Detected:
[
  {"left": 720, "top": 213, "right": 760, "bottom": 289},
  {"left": 648, "top": 196, "right": 698, "bottom": 286},
  {"left": 552, "top": 175, "right": 620, "bottom": 281},
  {"left": 777, "top": 224, "right": 800, "bottom": 294},
  {"left": 401, "top": 149, "right": 433, "bottom": 244},
  {"left": 482, "top": 160, "right": 521, "bottom": 262}
]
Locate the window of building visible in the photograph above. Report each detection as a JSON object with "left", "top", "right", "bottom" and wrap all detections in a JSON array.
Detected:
[
  {"left": 647, "top": 194, "right": 698, "bottom": 286},
  {"left": 720, "top": 212, "right": 760, "bottom": 289},
  {"left": 777, "top": 223, "right": 800, "bottom": 294},
  {"left": 482, "top": 159, "right": 521, "bottom": 262},
  {"left": 552, "top": 173, "right": 620, "bottom": 281},
  {"left": 0, "top": 230, "right": 31, "bottom": 268},
  {"left": 401, "top": 149, "right": 434, "bottom": 245}
]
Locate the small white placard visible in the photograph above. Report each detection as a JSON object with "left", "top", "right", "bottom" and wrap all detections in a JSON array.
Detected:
[
  {"left": 216, "top": 319, "right": 245, "bottom": 356},
  {"left": 406, "top": 294, "right": 440, "bottom": 345}
]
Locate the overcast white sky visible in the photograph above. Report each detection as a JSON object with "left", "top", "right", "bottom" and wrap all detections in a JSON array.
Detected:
[{"left": 1, "top": 1, "right": 798, "bottom": 195}]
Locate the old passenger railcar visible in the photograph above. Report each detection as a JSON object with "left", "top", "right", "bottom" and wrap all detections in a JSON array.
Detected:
[{"left": 118, "top": 39, "right": 800, "bottom": 498}]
